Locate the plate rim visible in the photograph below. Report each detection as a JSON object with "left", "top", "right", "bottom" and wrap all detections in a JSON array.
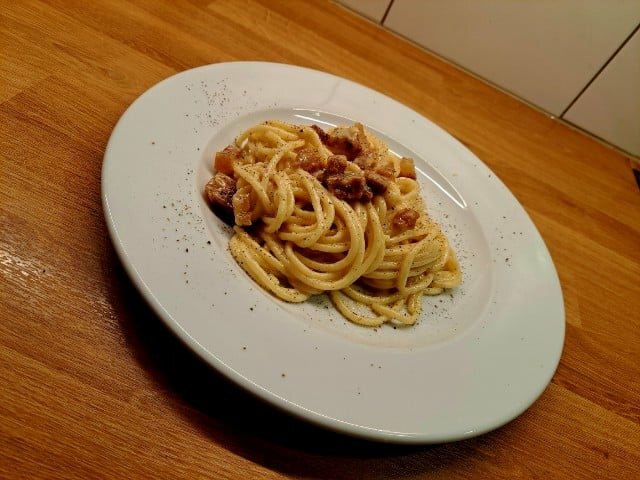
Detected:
[{"left": 102, "top": 61, "right": 565, "bottom": 444}]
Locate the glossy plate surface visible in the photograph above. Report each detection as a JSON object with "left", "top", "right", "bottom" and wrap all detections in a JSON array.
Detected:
[{"left": 102, "top": 62, "right": 565, "bottom": 443}]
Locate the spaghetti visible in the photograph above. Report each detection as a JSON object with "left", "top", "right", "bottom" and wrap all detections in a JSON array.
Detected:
[{"left": 204, "top": 121, "right": 461, "bottom": 327}]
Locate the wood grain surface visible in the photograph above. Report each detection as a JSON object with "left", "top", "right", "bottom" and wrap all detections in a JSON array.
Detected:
[{"left": 1, "top": 1, "right": 639, "bottom": 478}]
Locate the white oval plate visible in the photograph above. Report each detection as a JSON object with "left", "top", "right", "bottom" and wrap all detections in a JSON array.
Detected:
[{"left": 102, "top": 62, "right": 564, "bottom": 444}]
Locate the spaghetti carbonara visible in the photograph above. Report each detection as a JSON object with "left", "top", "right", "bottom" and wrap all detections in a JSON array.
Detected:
[{"left": 204, "top": 121, "right": 461, "bottom": 327}]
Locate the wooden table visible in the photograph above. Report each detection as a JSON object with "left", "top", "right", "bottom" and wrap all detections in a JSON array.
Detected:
[{"left": 2, "top": 1, "right": 639, "bottom": 478}]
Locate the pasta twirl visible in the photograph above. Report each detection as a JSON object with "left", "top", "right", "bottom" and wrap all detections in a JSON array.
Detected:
[{"left": 204, "top": 121, "right": 462, "bottom": 327}]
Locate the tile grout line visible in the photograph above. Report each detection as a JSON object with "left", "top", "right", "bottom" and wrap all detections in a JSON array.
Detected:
[
  {"left": 380, "top": 0, "right": 394, "bottom": 25},
  {"left": 559, "top": 22, "right": 640, "bottom": 117}
]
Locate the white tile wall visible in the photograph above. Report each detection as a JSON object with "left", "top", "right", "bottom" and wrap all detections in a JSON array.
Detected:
[
  {"left": 383, "top": 0, "right": 640, "bottom": 116},
  {"left": 336, "top": 0, "right": 391, "bottom": 23},
  {"left": 564, "top": 28, "right": 640, "bottom": 157}
]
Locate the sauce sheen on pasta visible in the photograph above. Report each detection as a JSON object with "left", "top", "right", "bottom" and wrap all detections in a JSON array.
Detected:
[{"left": 204, "top": 121, "right": 462, "bottom": 327}]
